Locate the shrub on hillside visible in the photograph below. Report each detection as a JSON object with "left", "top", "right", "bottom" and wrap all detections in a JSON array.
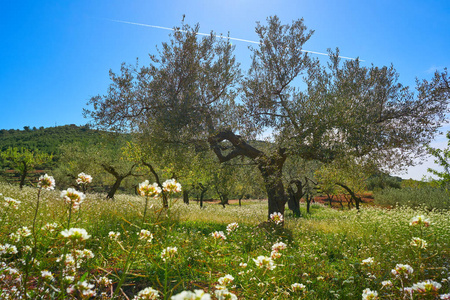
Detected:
[
  {"left": 374, "top": 186, "right": 450, "bottom": 210},
  {"left": 366, "top": 173, "right": 402, "bottom": 191}
]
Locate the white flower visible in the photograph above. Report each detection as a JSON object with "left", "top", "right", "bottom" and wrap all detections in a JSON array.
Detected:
[
  {"left": 41, "top": 270, "right": 54, "bottom": 281},
  {"left": 269, "top": 212, "right": 284, "bottom": 225},
  {"left": 108, "top": 231, "right": 121, "bottom": 240},
  {"left": 76, "top": 172, "right": 93, "bottom": 185},
  {"left": 214, "top": 288, "right": 237, "bottom": 300},
  {"left": 38, "top": 174, "right": 55, "bottom": 190},
  {"left": 291, "top": 283, "right": 306, "bottom": 292},
  {"left": 79, "top": 249, "right": 95, "bottom": 259},
  {"left": 3, "top": 197, "right": 21, "bottom": 209},
  {"left": 440, "top": 293, "right": 450, "bottom": 300},
  {"left": 211, "top": 231, "right": 226, "bottom": 240},
  {"left": 361, "top": 257, "right": 374, "bottom": 265},
  {"left": 0, "top": 243, "right": 18, "bottom": 255},
  {"left": 60, "top": 228, "right": 91, "bottom": 241},
  {"left": 226, "top": 223, "right": 239, "bottom": 234},
  {"left": 162, "top": 179, "right": 182, "bottom": 193},
  {"left": 362, "top": 288, "right": 378, "bottom": 300},
  {"left": 412, "top": 279, "right": 442, "bottom": 293},
  {"left": 171, "top": 289, "right": 211, "bottom": 300},
  {"left": 61, "top": 188, "right": 85, "bottom": 210},
  {"left": 97, "top": 276, "right": 112, "bottom": 286},
  {"left": 75, "top": 280, "right": 96, "bottom": 297},
  {"left": 410, "top": 237, "right": 428, "bottom": 249},
  {"left": 161, "top": 246, "right": 178, "bottom": 261},
  {"left": 381, "top": 280, "right": 392, "bottom": 288},
  {"left": 409, "top": 215, "right": 430, "bottom": 227},
  {"left": 138, "top": 180, "right": 162, "bottom": 197},
  {"left": 253, "top": 255, "right": 276, "bottom": 270},
  {"left": 271, "top": 250, "right": 282, "bottom": 259},
  {"left": 271, "top": 242, "right": 287, "bottom": 252},
  {"left": 138, "top": 230, "right": 153, "bottom": 242},
  {"left": 133, "top": 287, "right": 160, "bottom": 300},
  {"left": 391, "top": 264, "right": 414, "bottom": 278},
  {"left": 42, "top": 222, "right": 59, "bottom": 232},
  {"left": 16, "top": 226, "right": 32, "bottom": 238},
  {"left": 218, "top": 274, "right": 234, "bottom": 286}
]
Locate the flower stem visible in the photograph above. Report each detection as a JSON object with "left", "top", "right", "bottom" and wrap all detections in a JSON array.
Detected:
[
  {"left": 32, "top": 189, "right": 41, "bottom": 250},
  {"left": 142, "top": 196, "right": 149, "bottom": 227}
]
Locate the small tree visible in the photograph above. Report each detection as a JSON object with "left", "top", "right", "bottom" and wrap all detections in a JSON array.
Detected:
[
  {"left": 55, "top": 136, "right": 140, "bottom": 199},
  {"left": 1, "top": 147, "right": 53, "bottom": 189},
  {"left": 315, "top": 158, "right": 369, "bottom": 210},
  {"left": 427, "top": 131, "right": 450, "bottom": 191}
]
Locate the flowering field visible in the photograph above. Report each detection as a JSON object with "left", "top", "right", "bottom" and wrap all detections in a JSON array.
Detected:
[{"left": 0, "top": 177, "right": 449, "bottom": 299}]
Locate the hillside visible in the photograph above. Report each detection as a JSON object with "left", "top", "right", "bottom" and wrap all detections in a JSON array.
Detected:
[
  {"left": 0, "top": 124, "right": 128, "bottom": 188},
  {"left": 0, "top": 124, "right": 107, "bottom": 155}
]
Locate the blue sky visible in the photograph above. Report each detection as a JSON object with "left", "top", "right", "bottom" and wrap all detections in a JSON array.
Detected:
[{"left": 1, "top": 0, "right": 449, "bottom": 179}]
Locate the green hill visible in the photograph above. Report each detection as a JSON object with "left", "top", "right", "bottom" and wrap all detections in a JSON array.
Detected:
[
  {"left": 0, "top": 124, "right": 106, "bottom": 155},
  {"left": 0, "top": 124, "right": 125, "bottom": 187}
]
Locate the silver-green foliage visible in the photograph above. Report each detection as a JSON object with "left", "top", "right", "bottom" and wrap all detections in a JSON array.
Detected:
[{"left": 374, "top": 186, "right": 450, "bottom": 210}]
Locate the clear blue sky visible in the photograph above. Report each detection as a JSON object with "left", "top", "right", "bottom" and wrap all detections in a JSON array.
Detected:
[{"left": 1, "top": 0, "right": 449, "bottom": 179}]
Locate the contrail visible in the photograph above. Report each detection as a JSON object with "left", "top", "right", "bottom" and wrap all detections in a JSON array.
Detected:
[{"left": 106, "top": 19, "right": 362, "bottom": 61}]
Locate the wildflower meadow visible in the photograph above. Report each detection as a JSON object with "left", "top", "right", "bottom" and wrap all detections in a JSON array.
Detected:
[{"left": 0, "top": 175, "right": 449, "bottom": 299}]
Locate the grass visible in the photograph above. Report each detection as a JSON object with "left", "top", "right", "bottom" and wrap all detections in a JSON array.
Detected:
[{"left": 0, "top": 181, "right": 449, "bottom": 299}]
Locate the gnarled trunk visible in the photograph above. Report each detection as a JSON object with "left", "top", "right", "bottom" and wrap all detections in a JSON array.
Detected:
[
  {"left": 102, "top": 163, "right": 137, "bottom": 200},
  {"left": 209, "top": 130, "right": 288, "bottom": 219},
  {"left": 257, "top": 152, "right": 287, "bottom": 218},
  {"left": 336, "top": 183, "right": 362, "bottom": 210},
  {"left": 287, "top": 180, "right": 304, "bottom": 217},
  {"left": 107, "top": 176, "right": 124, "bottom": 199}
]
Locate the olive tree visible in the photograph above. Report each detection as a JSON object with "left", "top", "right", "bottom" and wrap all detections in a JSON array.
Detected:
[
  {"left": 85, "top": 17, "right": 450, "bottom": 219},
  {"left": 55, "top": 137, "right": 140, "bottom": 199},
  {"left": 1, "top": 147, "right": 53, "bottom": 189}
]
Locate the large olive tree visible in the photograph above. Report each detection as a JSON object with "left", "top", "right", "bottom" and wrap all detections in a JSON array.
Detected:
[{"left": 85, "top": 17, "right": 449, "bottom": 219}]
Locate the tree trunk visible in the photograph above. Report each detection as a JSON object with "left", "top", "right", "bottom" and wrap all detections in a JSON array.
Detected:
[
  {"left": 19, "top": 161, "right": 27, "bottom": 189},
  {"left": 198, "top": 183, "right": 207, "bottom": 208},
  {"left": 287, "top": 179, "right": 304, "bottom": 217},
  {"left": 209, "top": 130, "right": 288, "bottom": 220},
  {"left": 256, "top": 151, "right": 288, "bottom": 218},
  {"left": 101, "top": 163, "right": 136, "bottom": 200},
  {"left": 336, "top": 183, "right": 361, "bottom": 210},
  {"left": 107, "top": 176, "right": 124, "bottom": 199},
  {"left": 326, "top": 194, "right": 333, "bottom": 207},
  {"left": 219, "top": 193, "right": 229, "bottom": 208},
  {"left": 142, "top": 161, "right": 168, "bottom": 208},
  {"left": 200, "top": 189, "right": 207, "bottom": 208},
  {"left": 306, "top": 194, "right": 313, "bottom": 214},
  {"left": 238, "top": 193, "right": 244, "bottom": 207},
  {"left": 183, "top": 190, "right": 189, "bottom": 204}
]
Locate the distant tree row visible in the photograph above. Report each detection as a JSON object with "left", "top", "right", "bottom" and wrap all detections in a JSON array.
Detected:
[{"left": 1, "top": 127, "right": 443, "bottom": 211}]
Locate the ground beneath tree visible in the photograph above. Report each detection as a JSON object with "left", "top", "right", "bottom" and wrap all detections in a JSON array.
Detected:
[{"left": 197, "top": 193, "right": 375, "bottom": 209}]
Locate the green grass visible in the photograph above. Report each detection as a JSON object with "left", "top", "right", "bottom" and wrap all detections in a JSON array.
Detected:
[{"left": 0, "top": 181, "right": 449, "bottom": 299}]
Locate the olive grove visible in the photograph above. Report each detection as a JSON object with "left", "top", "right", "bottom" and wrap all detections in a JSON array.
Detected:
[{"left": 85, "top": 16, "right": 450, "bottom": 218}]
